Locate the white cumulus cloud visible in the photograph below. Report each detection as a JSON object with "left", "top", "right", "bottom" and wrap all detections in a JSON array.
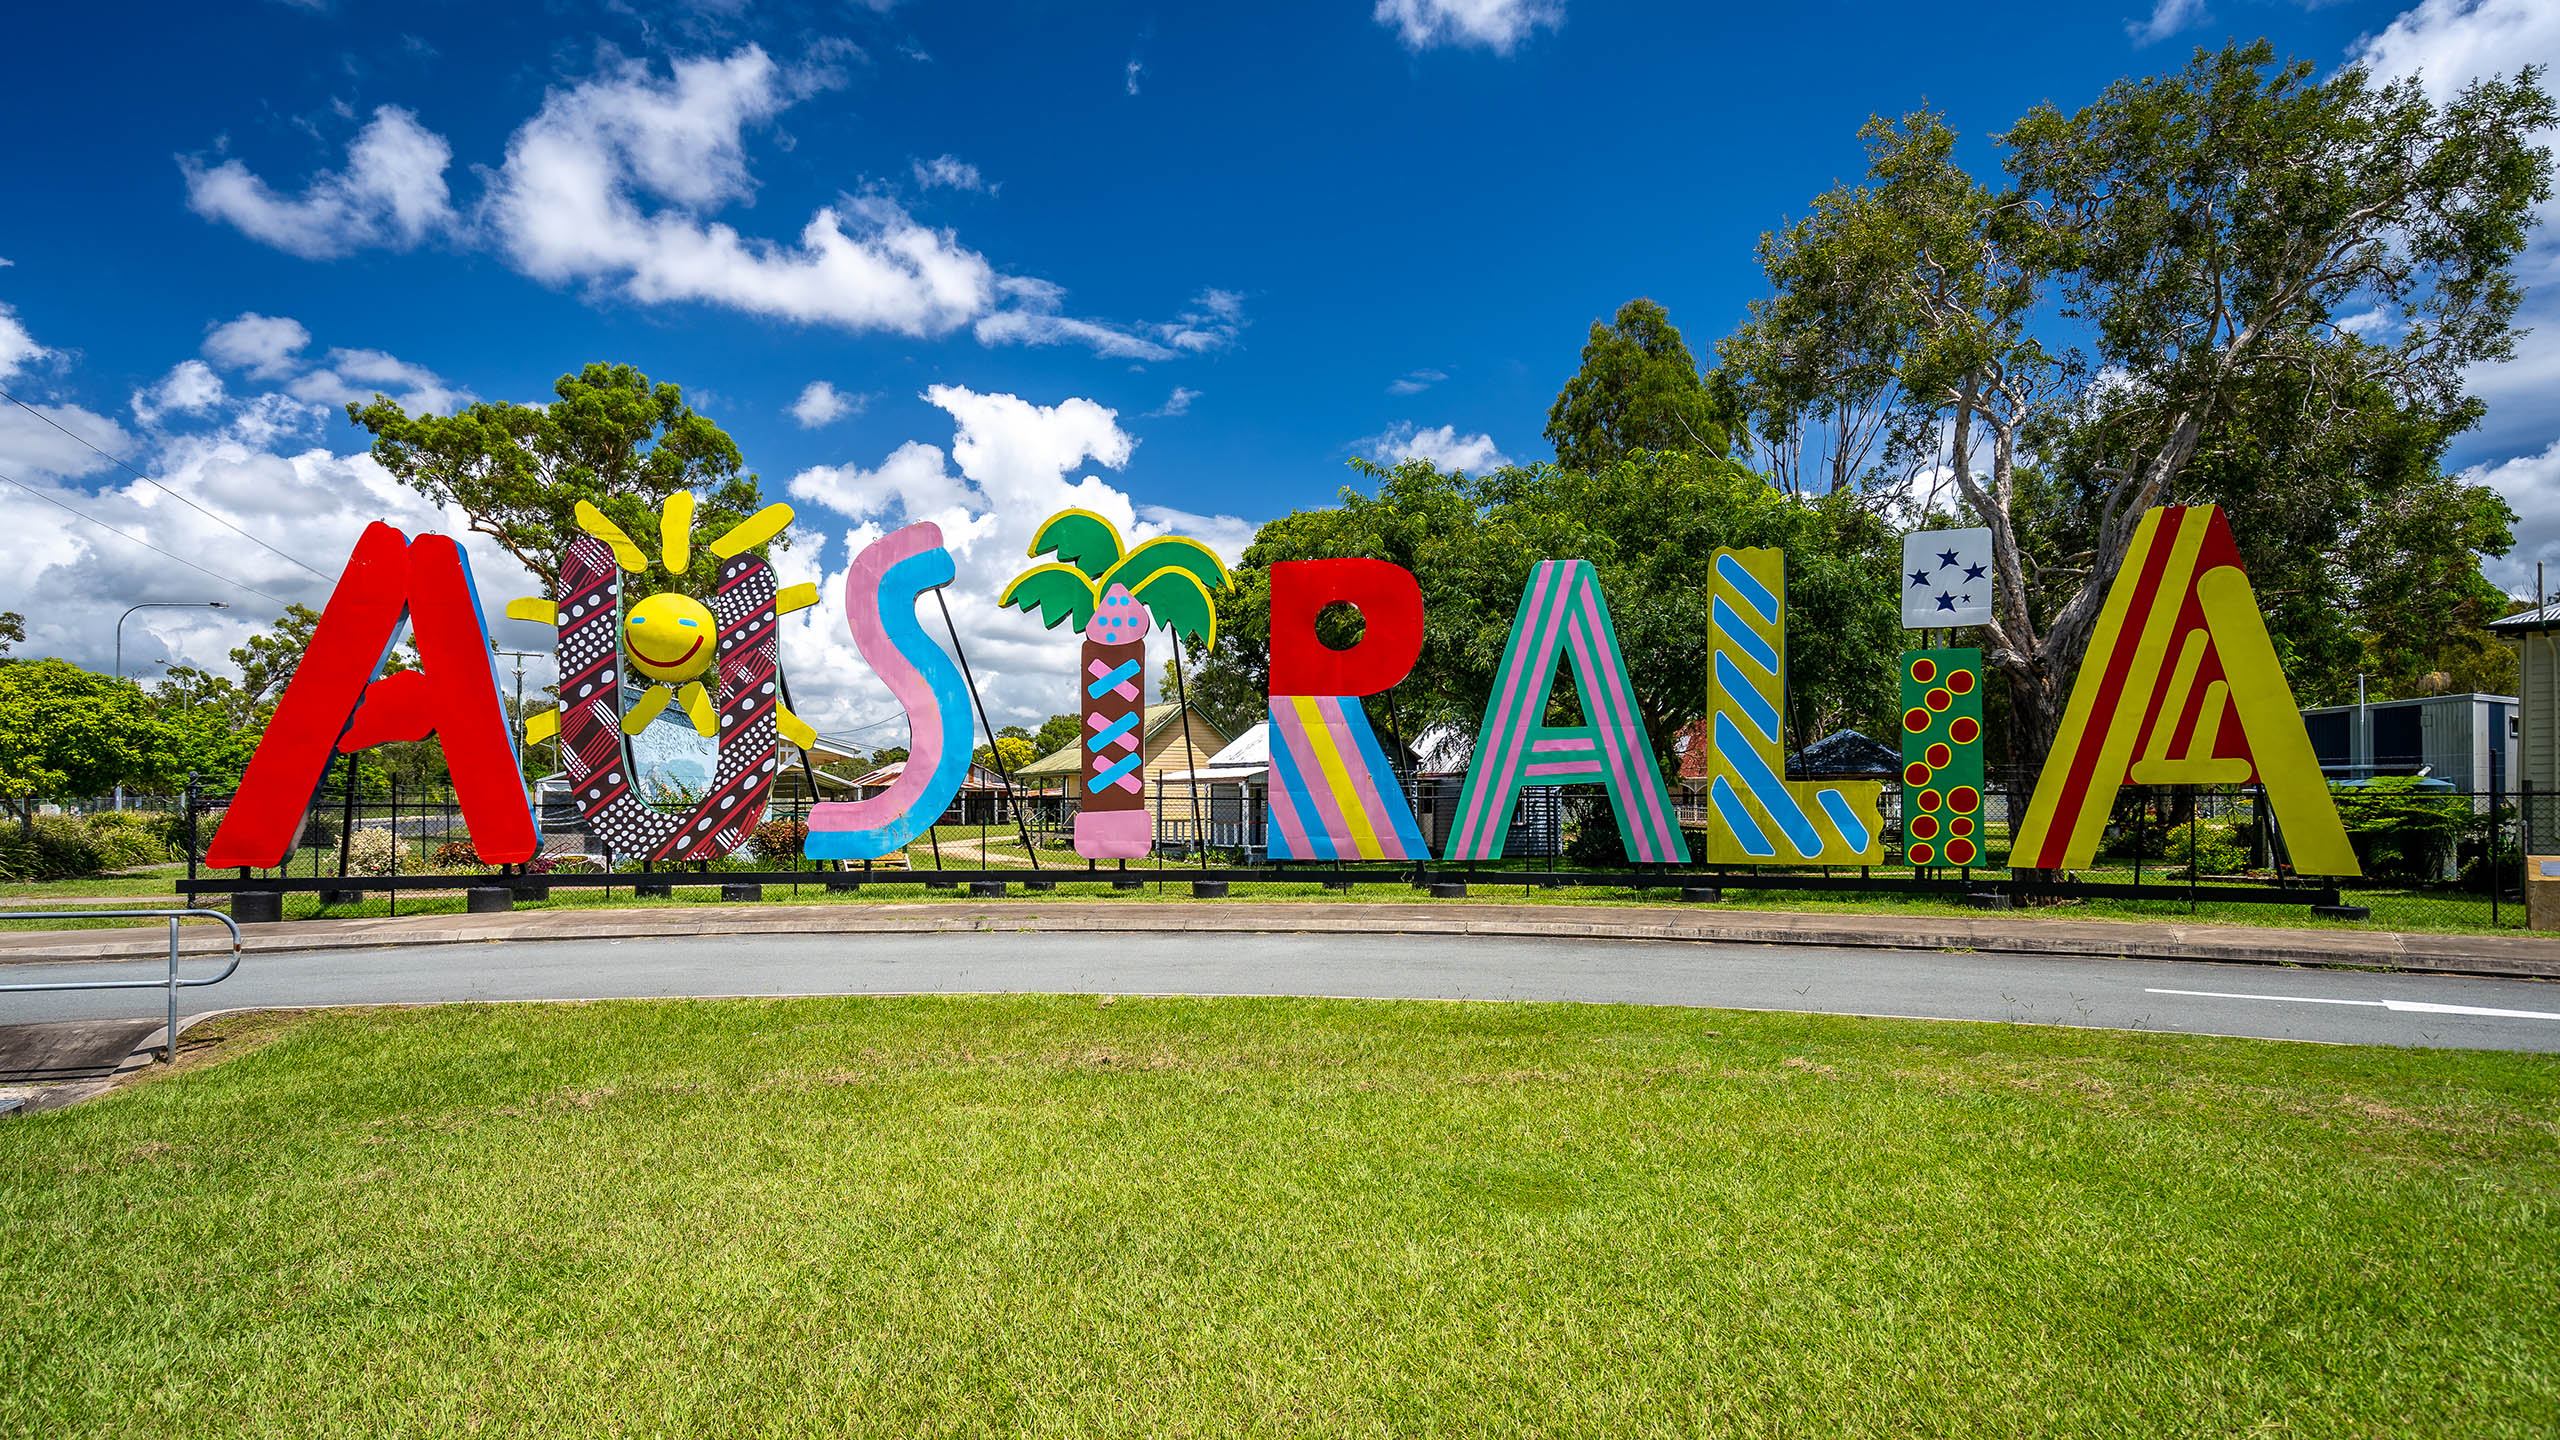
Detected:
[
  {"left": 2463, "top": 441, "right": 2560, "bottom": 596},
  {"left": 2126, "top": 0, "right": 2207, "bottom": 45},
  {"left": 180, "top": 105, "right": 456, "bottom": 260},
  {"left": 911, "top": 154, "right": 986, "bottom": 192},
  {"left": 777, "top": 386, "right": 1255, "bottom": 738},
  {"left": 1367, "top": 421, "right": 1509, "bottom": 473},
  {"left": 0, "top": 302, "right": 49, "bottom": 384},
  {"left": 201, "top": 313, "right": 312, "bottom": 379},
  {"left": 131, "top": 361, "right": 228, "bottom": 428},
  {"left": 181, "top": 47, "right": 1238, "bottom": 361},
  {"left": 789, "top": 380, "right": 860, "bottom": 428},
  {"left": 1374, "top": 0, "right": 1563, "bottom": 53}
]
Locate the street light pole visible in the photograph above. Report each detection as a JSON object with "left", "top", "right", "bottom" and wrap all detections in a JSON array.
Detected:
[
  {"left": 113, "top": 600, "right": 230, "bottom": 811},
  {"left": 492, "top": 645, "right": 551, "bottom": 791}
]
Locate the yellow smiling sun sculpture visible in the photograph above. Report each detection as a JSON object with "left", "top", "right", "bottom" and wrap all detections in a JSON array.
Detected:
[{"left": 509, "top": 493, "right": 822, "bottom": 748}]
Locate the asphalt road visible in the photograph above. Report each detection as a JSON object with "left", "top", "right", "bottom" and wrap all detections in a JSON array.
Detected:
[{"left": 7, "top": 931, "right": 2560, "bottom": 1053}]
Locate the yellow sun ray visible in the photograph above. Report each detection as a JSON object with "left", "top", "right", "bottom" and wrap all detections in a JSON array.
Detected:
[
  {"left": 574, "top": 501, "right": 650, "bottom": 573},
  {"left": 777, "top": 581, "right": 821, "bottom": 615},
  {"left": 524, "top": 708, "right": 559, "bottom": 745},
  {"left": 620, "top": 684, "right": 675, "bottom": 736},
  {"left": 661, "top": 491, "right": 694, "bottom": 574},
  {"left": 776, "top": 702, "right": 815, "bottom": 750},
  {"left": 708, "top": 503, "right": 795, "bottom": 560},
  {"left": 677, "top": 681, "right": 718, "bottom": 737},
  {"left": 505, "top": 596, "right": 558, "bottom": 625}
]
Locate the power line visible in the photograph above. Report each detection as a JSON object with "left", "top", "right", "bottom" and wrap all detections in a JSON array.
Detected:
[
  {"left": 0, "top": 466, "right": 298, "bottom": 610},
  {"left": 0, "top": 383, "right": 336, "bottom": 582}
]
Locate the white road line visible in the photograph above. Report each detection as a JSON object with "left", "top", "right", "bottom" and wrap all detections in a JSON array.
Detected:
[{"left": 2146, "top": 988, "right": 2560, "bottom": 1022}]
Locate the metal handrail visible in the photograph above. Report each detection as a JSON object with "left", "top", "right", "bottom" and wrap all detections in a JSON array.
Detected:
[{"left": 0, "top": 910, "right": 243, "bottom": 1063}]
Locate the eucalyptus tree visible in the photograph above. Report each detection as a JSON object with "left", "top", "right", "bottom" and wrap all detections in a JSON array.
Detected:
[
  {"left": 1723, "top": 41, "right": 2551, "bottom": 775},
  {"left": 346, "top": 363, "right": 772, "bottom": 592}
]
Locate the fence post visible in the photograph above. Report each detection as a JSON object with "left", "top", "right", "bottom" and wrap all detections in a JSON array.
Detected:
[{"left": 164, "top": 915, "right": 180, "bottom": 1063}]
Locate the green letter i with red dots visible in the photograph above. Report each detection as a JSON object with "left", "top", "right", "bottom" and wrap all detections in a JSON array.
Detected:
[{"left": 1899, "top": 649, "right": 1985, "bottom": 868}]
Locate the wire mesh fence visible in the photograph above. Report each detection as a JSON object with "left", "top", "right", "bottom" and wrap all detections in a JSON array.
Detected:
[{"left": 165, "top": 772, "right": 2553, "bottom": 930}]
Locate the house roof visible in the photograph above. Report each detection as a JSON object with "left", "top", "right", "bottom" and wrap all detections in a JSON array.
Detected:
[
  {"left": 1158, "top": 720, "right": 1271, "bottom": 783},
  {"left": 847, "top": 759, "right": 1015, "bottom": 791},
  {"left": 1017, "top": 702, "right": 1233, "bottom": 779},
  {"left": 2488, "top": 602, "right": 2560, "bottom": 632}
]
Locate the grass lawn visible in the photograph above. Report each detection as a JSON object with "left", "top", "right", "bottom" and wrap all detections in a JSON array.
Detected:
[
  {"left": 3, "top": 996, "right": 2555, "bottom": 1436},
  {"left": 3, "top": 869, "right": 2538, "bottom": 938}
]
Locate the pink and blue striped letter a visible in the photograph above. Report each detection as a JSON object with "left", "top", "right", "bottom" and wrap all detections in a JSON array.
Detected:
[{"left": 1442, "top": 560, "right": 1688, "bottom": 863}]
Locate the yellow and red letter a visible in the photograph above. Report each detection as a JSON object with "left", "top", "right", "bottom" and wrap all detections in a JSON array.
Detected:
[{"left": 2010, "top": 505, "right": 2358, "bottom": 876}]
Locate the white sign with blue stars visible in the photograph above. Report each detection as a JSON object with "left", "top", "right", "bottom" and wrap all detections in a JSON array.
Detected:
[{"left": 1901, "top": 527, "right": 1994, "bottom": 628}]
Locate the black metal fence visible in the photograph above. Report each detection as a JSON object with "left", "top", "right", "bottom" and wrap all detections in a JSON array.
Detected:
[{"left": 165, "top": 773, "right": 2552, "bottom": 929}]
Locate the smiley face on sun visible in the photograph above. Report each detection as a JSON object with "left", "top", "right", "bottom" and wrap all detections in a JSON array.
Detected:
[{"left": 624, "top": 589, "right": 718, "bottom": 682}]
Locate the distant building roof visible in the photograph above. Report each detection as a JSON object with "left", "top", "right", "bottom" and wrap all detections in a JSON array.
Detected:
[
  {"left": 847, "top": 759, "right": 1014, "bottom": 791},
  {"left": 1018, "top": 702, "right": 1231, "bottom": 780},
  {"left": 2488, "top": 602, "right": 2560, "bottom": 633},
  {"left": 1159, "top": 720, "right": 1272, "bottom": 783}
]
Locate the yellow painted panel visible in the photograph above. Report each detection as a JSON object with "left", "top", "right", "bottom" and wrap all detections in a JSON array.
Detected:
[
  {"left": 708, "top": 503, "right": 794, "bottom": 560},
  {"left": 574, "top": 501, "right": 650, "bottom": 573},
  {"left": 2128, "top": 757, "right": 2253, "bottom": 785},
  {"left": 620, "top": 685, "right": 674, "bottom": 736},
  {"left": 2195, "top": 565, "right": 2359, "bottom": 876}
]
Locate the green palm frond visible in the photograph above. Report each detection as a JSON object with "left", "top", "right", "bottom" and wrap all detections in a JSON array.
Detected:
[
  {"left": 1027, "top": 509, "right": 1126, "bottom": 581},
  {"left": 1128, "top": 565, "right": 1219, "bottom": 649},
  {"left": 1100, "top": 536, "right": 1228, "bottom": 597},
  {"left": 999, "top": 563, "right": 1102, "bottom": 632}
]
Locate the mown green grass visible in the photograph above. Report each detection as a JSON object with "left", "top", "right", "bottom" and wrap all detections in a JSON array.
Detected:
[
  {"left": 3, "top": 996, "right": 2555, "bottom": 1437},
  {"left": 1, "top": 871, "right": 2536, "bottom": 938}
]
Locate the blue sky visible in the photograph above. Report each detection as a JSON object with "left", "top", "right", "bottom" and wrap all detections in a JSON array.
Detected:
[{"left": 1, "top": 0, "right": 2553, "bottom": 737}]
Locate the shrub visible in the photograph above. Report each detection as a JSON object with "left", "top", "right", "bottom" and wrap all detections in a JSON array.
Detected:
[
  {"left": 431, "top": 838, "right": 481, "bottom": 870},
  {"left": 2164, "top": 818, "right": 2251, "bottom": 878},
  {"left": 2333, "top": 778, "right": 2473, "bottom": 883},
  {"left": 343, "top": 827, "right": 410, "bottom": 877},
  {"left": 0, "top": 813, "right": 176, "bottom": 881},
  {"left": 748, "top": 817, "right": 808, "bottom": 863}
]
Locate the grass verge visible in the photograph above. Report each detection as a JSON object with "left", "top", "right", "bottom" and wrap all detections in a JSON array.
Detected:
[{"left": 2, "top": 996, "right": 2555, "bottom": 1436}]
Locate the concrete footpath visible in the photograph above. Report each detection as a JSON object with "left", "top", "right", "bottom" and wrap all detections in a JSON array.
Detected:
[{"left": 0, "top": 900, "right": 2554, "bottom": 979}]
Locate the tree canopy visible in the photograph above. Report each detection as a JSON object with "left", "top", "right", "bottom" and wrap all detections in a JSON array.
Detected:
[
  {"left": 1191, "top": 450, "right": 1901, "bottom": 779},
  {"left": 1720, "top": 42, "right": 2552, "bottom": 773},
  {"left": 1544, "top": 299, "right": 1739, "bottom": 469},
  {"left": 0, "top": 662, "right": 199, "bottom": 818},
  {"left": 347, "top": 363, "right": 774, "bottom": 590}
]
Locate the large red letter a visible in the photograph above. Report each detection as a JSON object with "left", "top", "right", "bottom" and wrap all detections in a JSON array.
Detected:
[{"left": 205, "top": 523, "right": 539, "bottom": 868}]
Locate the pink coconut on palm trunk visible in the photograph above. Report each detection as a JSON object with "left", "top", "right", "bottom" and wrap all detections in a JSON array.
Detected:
[{"left": 1076, "top": 582, "right": 1153, "bottom": 858}]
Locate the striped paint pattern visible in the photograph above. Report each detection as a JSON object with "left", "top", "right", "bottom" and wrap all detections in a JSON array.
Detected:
[
  {"left": 1697, "top": 547, "right": 1884, "bottom": 865},
  {"left": 554, "top": 534, "right": 782, "bottom": 862},
  {"left": 1441, "top": 560, "right": 1686, "bottom": 863},
  {"left": 2008, "top": 505, "right": 2358, "bottom": 875},
  {"left": 1265, "top": 695, "right": 1427, "bottom": 860}
]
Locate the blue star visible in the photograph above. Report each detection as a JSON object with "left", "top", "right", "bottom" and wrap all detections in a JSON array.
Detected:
[
  {"left": 1934, "top": 592, "right": 1957, "bottom": 612},
  {"left": 1937, "top": 549, "right": 1960, "bottom": 569},
  {"left": 1909, "top": 569, "right": 1933, "bottom": 587},
  {"left": 1963, "top": 562, "right": 1987, "bottom": 581}
]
